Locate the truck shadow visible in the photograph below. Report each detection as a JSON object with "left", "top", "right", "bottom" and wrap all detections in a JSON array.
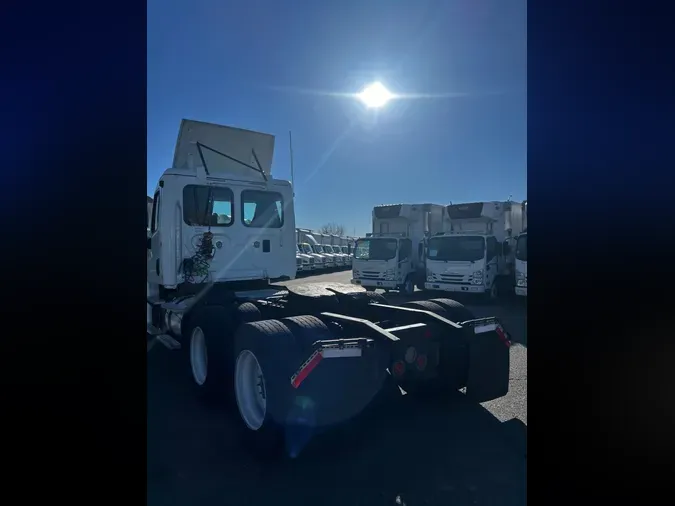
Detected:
[{"left": 148, "top": 349, "right": 526, "bottom": 506}]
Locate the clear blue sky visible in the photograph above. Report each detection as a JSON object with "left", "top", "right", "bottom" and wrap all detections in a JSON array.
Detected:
[{"left": 148, "top": 0, "right": 526, "bottom": 237}]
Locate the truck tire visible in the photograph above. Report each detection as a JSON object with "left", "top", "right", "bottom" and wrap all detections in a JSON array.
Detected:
[
  {"left": 484, "top": 281, "right": 499, "bottom": 303},
  {"left": 237, "top": 302, "right": 261, "bottom": 323},
  {"left": 400, "top": 300, "right": 470, "bottom": 396},
  {"left": 185, "top": 305, "right": 235, "bottom": 401},
  {"left": 400, "top": 276, "right": 414, "bottom": 295},
  {"left": 428, "top": 298, "right": 475, "bottom": 323},
  {"left": 233, "top": 319, "right": 304, "bottom": 458},
  {"left": 402, "top": 300, "right": 446, "bottom": 314},
  {"left": 281, "top": 315, "right": 334, "bottom": 347}
]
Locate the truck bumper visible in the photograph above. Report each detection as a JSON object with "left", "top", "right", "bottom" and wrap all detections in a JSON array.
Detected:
[
  {"left": 515, "top": 287, "right": 527, "bottom": 297},
  {"left": 351, "top": 279, "right": 398, "bottom": 289},
  {"left": 424, "top": 282, "right": 485, "bottom": 294}
]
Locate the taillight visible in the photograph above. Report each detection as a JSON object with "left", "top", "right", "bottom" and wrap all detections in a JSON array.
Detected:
[{"left": 392, "top": 361, "right": 406, "bottom": 376}]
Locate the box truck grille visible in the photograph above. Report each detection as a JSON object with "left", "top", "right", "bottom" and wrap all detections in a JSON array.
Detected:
[{"left": 440, "top": 274, "right": 469, "bottom": 284}]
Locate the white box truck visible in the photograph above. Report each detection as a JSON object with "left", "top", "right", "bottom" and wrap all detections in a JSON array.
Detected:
[
  {"left": 352, "top": 203, "right": 445, "bottom": 294},
  {"left": 425, "top": 201, "right": 524, "bottom": 300},
  {"left": 146, "top": 119, "right": 512, "bottom": 458},
  {"left": 514, "top": 200, "right": 527, "bottom": 297}
]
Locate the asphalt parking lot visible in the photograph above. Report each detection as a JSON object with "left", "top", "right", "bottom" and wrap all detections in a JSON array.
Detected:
[{"left": 147, "top": 269, "right": 527, "bottom": 506}]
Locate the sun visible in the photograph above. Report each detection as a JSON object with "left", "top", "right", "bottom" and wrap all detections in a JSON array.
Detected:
[{"left": 357, "top": 82, "right": 393, "bottom": 108}]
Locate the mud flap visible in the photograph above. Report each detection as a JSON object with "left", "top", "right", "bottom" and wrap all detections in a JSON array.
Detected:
[{"left": 463, "top": 319, "right": 511, "bottom": 402}]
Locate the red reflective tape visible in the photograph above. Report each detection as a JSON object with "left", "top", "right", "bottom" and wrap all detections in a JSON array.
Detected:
[
  {"left": 495, "top": 325, "right": 512, "bottom": 347},
  {"left": 291, "top": 351, "right": 323, "bottom": 389}
]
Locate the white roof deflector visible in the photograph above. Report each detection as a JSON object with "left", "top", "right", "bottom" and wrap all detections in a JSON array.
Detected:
[{"left": 172, "top": 119, "right": 276, "bottom": 180}]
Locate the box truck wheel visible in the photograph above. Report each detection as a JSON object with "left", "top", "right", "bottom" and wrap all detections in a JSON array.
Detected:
[
  {"left": 400, "top": 277, "right": 414, "bottom": 295},
  {"left": 185, "top": 305, "right": 235, "bottom": 401},
  {"left": 488, "top": 281, "right": 499, "bottom": 301}
]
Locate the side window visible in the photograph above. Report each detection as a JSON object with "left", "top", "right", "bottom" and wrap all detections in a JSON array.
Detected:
[
  {"left": 380, "top": 222, "right": 389, "bottom": 234},
  {"left": 151, "top": 191, "right": 160, "bottom": 233},
  {"left": 183, "top": 185, "right": 234, "bottom": 227},
  {"left": 486, "top": 237, "right": 498, "bottom": 261},
  {"left": 242, "top": 190, "right": 283, "bottom": 228}
]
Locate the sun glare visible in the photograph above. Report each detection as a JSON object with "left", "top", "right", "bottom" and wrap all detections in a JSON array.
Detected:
[{"left": 357, "top": 82, "right": 393, "bottom": 108}]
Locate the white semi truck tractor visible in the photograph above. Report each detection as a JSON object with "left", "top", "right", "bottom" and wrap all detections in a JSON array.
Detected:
[
  {"left": 352, "top": 203, "right": 445, "bottom": 295},
  {"left": 514, "top": 200, "right": 527, "bottom": 297},
  {"left": 425, "top": 201, "right": 524, "bottom": 300},
  {"left": 146, "top": 119, "right": 512, "bottom": 458}
]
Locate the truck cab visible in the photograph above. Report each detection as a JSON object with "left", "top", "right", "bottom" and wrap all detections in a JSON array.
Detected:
[
  {"left": 351, "top": 234, "right": 417, "bottom": 294},
  {"left": 298, "top": 241, "right": 324, "bottom": 270},
  {"left": 425, "top": 201, "right": 523, "bottom": 300},
  {"left": 351, "top": 203, "right": 446, "bottom": 294},
  {"left": 146, "top": 119, "right": 296, "bottom": 304}
]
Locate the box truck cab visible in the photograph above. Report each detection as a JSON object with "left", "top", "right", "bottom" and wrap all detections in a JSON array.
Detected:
[
  {"left": 351, "top": 234, "right": 416, "bottom": 293},
  {"left": 352, "top": 203, "right": 445, "bottom": 294},
  {"left": 425, "top": 201, "right": 523, "bottom": 300},
  {"left": 296, "top": 243, "right": 316, "bottom": 272}
]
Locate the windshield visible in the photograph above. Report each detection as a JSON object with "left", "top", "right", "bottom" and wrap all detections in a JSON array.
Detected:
[
  {"left": 516, "top": 234, "right": 527, "bottom": 261},
  {"left": 312, "top": 245, "right": 324, "bottom": 254},
  {"left": 354, "top": 238, "right": 398, "bottom": 261},
  {"left": 323, "top": 246, "right": 334, "bottom": 253},
  {"left": 296, "top": 244, "right": 301, "bottom": 253},
  {"left": 341, "top": 247, "right": 348, "bottom": 254},
  {"left": 427, "top": 236, "right": 485, "bottom": 262}
]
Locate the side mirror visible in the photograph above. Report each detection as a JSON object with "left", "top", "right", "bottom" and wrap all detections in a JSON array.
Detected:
[
  {"left": 503, "top": 242, "right": 511, "bottom": 256},
  {"left": 147, "top": 236, "right": 152, "bottom": 250}
]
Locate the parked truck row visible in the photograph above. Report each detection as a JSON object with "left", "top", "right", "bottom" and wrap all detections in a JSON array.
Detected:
[
  {"left": 351, "top": 200, "right": 528, "bottom": 300},
  {"left": 295, "top": 229, "right": 356, "bottom": 273},
  {"left": 146, "top": 119, "right": 512, "bottom": 458}
]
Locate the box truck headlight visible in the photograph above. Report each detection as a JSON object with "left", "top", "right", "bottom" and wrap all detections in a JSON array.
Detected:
[
  {"left": 516, "top": 272, "right": 527, "bottom": 286},
  {"left": 384, "top": 269, "right": 395, "bottom": 281},
  {"left": 471, "top": 270, "right": 483, "bottom": 285}
]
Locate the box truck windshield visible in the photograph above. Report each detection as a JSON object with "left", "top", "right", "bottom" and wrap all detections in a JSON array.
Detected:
[
  {"left": 354, "top": 238, "right": 397, "bottom": 261},
  {"left": 427, "top": 236, "right": 485, "bottom": 262}
]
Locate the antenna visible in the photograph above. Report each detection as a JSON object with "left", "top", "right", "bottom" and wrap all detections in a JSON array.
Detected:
[{"left": 289, "top": 131, "right": 295, "bottom": 197}]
